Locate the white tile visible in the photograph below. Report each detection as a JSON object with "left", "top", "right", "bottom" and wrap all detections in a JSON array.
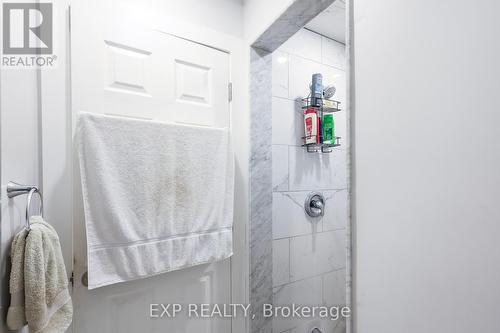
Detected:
[
  {"left": 324, "top": 68, "right": 347, "bottom": 144},
  {"left": 272, "top": 97, "right": 303, "bottom": 146},
  {"left": 273, "top": 276, "right": 322, "bottom": 333},
  {"left": 288, "top": 55, "right": 346, "bottom": 103},
  {"left": 289, "top": 319, "right": 324, "bottom": 333},
  {"left": 323, "top": 269, "right": 347, "bottom": 306},
  {"left": 279, "top": 29, "right": 322, "bottom": 63},
  {"left": 288, "top": 146, "right": 347, "bottom": 191},
  {"left": 273, "top": 238, "right": 290, "bottom": 287},
  {"left": 273, "top": 145, "right": 289, "bottom": 192},
  {"left": 289, "top": 230, "right": 346, "bottom": 281},
  {"left": 322, "top": 190, "right": 348, "bottom": 231},
  {"left": 273, "top": 191, "right": 322, "bottom": 239},
  {"left": 289, "top": 317, "right": 346, "bottom": 333},
  {"left": 322, "top": 37, "right": 346, "bottom": 70},
  {"left": 272, "top": 51, "right": 289, "bottom": 98},
  {"left": 288, "top": 55, "right": 324, "bottom": 101},
  {"left": 333, "top": 110, "right": 347, "bottom": 147},
  {"left": 326, "top": 68, "right": 346, "bottom": 106},
  {"left": 326, "top": 69, "right": 347, "bottom": 147}
]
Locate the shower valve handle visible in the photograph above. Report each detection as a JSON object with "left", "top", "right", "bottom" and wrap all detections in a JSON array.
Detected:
[{"left": 304, "top": 192, "right": 325, "bottom": 217}]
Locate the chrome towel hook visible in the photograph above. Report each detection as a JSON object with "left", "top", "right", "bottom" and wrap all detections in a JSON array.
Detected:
[{"left": 6, "top": 181, "right": 44, "bottom": 230}]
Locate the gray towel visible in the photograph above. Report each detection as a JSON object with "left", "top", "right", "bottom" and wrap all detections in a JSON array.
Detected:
[
  {"left": 7, "top": 216, "right": 73, "bottom": 332},
  {"left": 6, "top": 227, "right": 28, "bottom": 329}
]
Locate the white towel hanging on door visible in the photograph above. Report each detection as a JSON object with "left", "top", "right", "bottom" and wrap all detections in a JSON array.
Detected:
[{"left": 76, "top": 112, "right": 234, "bottom": 289}]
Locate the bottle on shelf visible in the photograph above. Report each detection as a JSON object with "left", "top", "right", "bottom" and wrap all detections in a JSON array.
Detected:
[
  {"left": 311, "top": 73, "right": 323, "bottom": 107},
  {"left": 304, "top": 107, "right": 320, "bottom": 145},
  {"left": 322, "top": 113, "right": 335, "bottom": 145}
]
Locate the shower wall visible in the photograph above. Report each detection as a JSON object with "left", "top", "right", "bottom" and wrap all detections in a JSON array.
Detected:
[{"left": 271, "top": 29, "right": 348, "bottom": 333}]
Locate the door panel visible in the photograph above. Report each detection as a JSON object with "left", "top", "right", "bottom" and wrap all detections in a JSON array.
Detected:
[
  {"left": 71, "top": 2, "right": 231, "bottom": 332},
  {"left": 74, "top": 21, "right": 229, "bottom": 127},
  {"left": 73, "top": 264, "right": 229, "bottom": 332}
]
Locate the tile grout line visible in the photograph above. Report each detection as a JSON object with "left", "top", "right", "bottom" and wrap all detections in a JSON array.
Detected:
[
  {"left": 273, "top": 267, "right": 347, "bottom": 289},
  {"left": 273, "top": 188, "right": 348, "bottom": 194},
  {"left": 288, "top": 51, "right": 346, "bottom": 73},
  {"left": 273, "top": 226, "right": 347, "bottom": 241}
]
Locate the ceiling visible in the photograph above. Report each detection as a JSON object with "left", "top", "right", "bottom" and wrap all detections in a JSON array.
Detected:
[{"left": 305, "top": 0, "right": 346, "bottom": 43}]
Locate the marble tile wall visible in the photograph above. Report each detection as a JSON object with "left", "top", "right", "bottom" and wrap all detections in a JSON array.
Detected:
[
  {"left": 250, "top": 47, "right": 274, "bottom": 333},
  {"left": 271, "top": 29, "right": 348, "bottom": 333}
]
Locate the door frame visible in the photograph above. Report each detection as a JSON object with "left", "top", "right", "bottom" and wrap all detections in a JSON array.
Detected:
[
  {"left": 40, "top": 2, "right": 250, "bottom": 333},
  {"left": 247, "top": 1, "right": 352, "bottom": 332}
]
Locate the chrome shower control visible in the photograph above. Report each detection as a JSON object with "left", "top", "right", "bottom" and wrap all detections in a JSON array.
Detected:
[{"left": 304, "top": 192, "right": 325, "bottom": 217}]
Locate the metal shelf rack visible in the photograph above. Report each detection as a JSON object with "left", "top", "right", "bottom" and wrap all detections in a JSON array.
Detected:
[{"left": 301, "top": 97, "right": 342, "bottom": 153}]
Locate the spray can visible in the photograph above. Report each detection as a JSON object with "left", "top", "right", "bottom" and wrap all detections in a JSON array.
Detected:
[{"left": 311, "top": 73, "right": 323, "bottom": 107}]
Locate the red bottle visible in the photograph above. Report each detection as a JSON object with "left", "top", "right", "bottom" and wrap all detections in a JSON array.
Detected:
[{"left": 304, "top": 108, "right": 320, "bottom": 144}]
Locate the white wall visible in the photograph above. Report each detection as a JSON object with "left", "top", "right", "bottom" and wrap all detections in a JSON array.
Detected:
[
  {"left": 0, "top": 69, "right": 41, "bottom": 333},
  {"left": 271, "top": 29, "right": 348, "bottom": 333},
  {"left": 353, "top": 1, "right": 500, "bottom": 332},
  {"left": 0, "top": 10, "right": 46, "bottom": 332},
  {"left": 128, "top": 0, "right": 245, "bottom": 38},
  {"left": 243, "top": 0, "right": 294, "bottom": 43}
]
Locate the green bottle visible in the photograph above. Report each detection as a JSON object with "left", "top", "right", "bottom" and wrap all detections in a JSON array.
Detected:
[{"left": 322, "top": 113, "right": 335, "bottom": 145}]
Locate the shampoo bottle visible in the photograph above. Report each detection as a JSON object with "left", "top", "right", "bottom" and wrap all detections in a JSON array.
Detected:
[
  {"left": 304, "top": 108, "right": 320, "bottom": 144},
  {"left": 322, "top": 113, "right": 335, "bottom": 145}
]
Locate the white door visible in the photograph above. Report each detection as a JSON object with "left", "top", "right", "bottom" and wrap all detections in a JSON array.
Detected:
[{"left": 71, "top": 2, "right": 232, "bottom": 332}]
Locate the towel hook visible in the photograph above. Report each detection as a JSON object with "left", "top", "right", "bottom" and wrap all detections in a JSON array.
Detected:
[{"left": 6, "top": 181, "right": 43, "bottom": 230}]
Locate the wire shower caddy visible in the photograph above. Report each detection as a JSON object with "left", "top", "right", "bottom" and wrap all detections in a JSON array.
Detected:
[{"left": 301, "top": 96, "right": 342, "bottom": 153}]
